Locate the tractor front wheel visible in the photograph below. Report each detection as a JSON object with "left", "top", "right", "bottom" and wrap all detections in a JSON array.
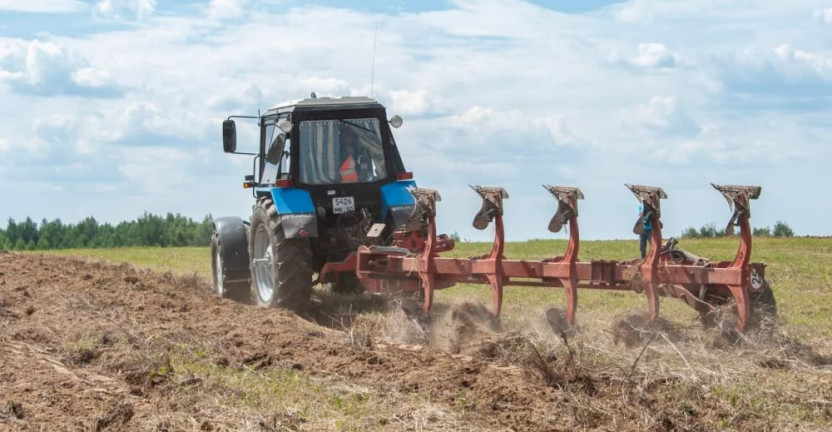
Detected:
[{"left": 249, "top": 198, "right": 313, "bottom": 309}]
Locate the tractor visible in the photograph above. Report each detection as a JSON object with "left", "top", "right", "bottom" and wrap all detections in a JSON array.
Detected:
[{"left": 212, "top": 95, "right": 417, "bottom": 308}]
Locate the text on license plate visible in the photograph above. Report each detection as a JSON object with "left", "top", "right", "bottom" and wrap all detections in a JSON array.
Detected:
[{"left": 332, "top": 196, "right": 355, "bottom": 214}]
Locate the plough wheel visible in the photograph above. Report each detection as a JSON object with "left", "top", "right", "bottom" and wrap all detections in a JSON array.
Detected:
[{"left": 699, "top": 281, "right": 777, "bottom": 333}]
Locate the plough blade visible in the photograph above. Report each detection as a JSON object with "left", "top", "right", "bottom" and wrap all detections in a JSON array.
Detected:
[
  {"left": 407, "top": 187, "right": 441, "bottom": 220},
  {"left": 543, "top": 185, "right": 583, "bottom": 233},
  {"left": 711, "top": 183, "right": 761, "bottom": 235},
  {"left": 320, "top": 181, "right": 768, "bottom": 334},
  {"left": 471, "top": 186, "right": 509, "bottom": 230},
  {"left": 626, "top": 184, "right": 667, "bottom": 235}
]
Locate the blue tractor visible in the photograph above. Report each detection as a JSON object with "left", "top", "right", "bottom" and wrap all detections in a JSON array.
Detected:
[{"left": 212, "top": 96, "right": 417, "bottom": 308}]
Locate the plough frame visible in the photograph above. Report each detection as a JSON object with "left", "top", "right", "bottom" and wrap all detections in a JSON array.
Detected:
[{"left": 321, "top": 183, "right": 766, "bottom": 332}]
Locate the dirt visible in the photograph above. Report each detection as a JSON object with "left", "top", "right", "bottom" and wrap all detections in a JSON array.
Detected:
[{"left": 1, "top": 253, "right": 830, "bottom": 431}]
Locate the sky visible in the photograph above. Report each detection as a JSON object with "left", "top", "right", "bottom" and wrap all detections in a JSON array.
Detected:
[{"left": 1, "top": 0, "right": 831, "bottom": 241}]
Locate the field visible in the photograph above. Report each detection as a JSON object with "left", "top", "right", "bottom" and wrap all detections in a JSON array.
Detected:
[{"left": 2, "top": 237, "right": 831, "bottom": 430}]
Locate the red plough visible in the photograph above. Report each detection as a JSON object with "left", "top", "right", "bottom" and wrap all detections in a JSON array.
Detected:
[{"left": 321, "top": 183, "right": 769, "bottom": 332}]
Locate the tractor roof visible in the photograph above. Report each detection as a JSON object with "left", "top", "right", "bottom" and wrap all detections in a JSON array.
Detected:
[{"left": 266, "top": 96, "right": 383, "bottom": 115}]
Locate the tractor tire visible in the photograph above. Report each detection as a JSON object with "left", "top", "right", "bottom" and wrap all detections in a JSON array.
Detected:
[
  {"left": 249, "top": 197, "right": 313, "bottom": 309},
  {"left": 211, "top": 232, "right": 251, "bottom": 303}
]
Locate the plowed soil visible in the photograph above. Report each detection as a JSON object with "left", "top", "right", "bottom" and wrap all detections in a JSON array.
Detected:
[{"left": 1, "top": 252, "right": 830, "bottom": 431}]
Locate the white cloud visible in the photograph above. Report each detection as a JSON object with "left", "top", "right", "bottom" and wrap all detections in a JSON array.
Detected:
[
  {"left": 208, "top": 0, "right": 247, "bottom": 20},
  {"left": 72, "top": 67, "right": 113, "bottom": 88},
  {"left": 771, "top": 44, "right": 832, "bottom": 79},
  {"left": 118, "top": 147, "right": 191, "bottom": 193},
  {"left": 615, "top": 0, "right": 654, "bottom": 23},
  {"left": 0, "top": 0, "right": 85, "bottom": 13},
  {"left": 716, "top": 44, "right": 832, "bottom": 96},
  {"left": 94, "top": 0, "right": 155, "bottom": 20},
  {"left": 298, "top": 77, "right": 350, "bottom": 96},
  {"left": 607, "top": 43, "right": 687, "bottom": 70},
  {"left": 389, "top": 89, "right": 432, "bottom": 116},
  {"left": 629, "top": 43, "right": 684, "bottom": 69},
  {"left": 448, "top": 106, "right": 581, "bottom": 148},
  {"left": 618, "top": 96, "right": 699, "bottom": 136},
  {"left": 0, "top": 138, "right": 8, "bottom": 153},
  {"left": 813, "top": 7, "right": 832, "bottom": 24},
  {"left": 0, "top": 40, "right": 119, "bottom": 96}
]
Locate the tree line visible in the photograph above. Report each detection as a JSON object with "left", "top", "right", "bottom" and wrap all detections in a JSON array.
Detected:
[
  {"left": 681, "top": 221, "right": 794, "bottom": 239},
  {"left": 0, "top": 213, "right": 216, "bottom": 250}
]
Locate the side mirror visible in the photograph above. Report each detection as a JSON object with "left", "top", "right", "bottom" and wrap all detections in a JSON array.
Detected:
[
  {"left": 265, "top": 133, "right": 286, "bottom": 165},
  {"left": 389, "top": 115, "right": 403, "bottom": 129},
  {"left": 222, "top": 120, "right": 237, "bottom": 153}
]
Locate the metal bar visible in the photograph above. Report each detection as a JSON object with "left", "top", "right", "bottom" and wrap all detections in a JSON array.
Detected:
[{"left": 361, "top": 255, "right": 745, "bottom": 286}]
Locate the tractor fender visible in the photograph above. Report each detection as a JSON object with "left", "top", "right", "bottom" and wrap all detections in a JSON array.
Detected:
[
  {"left": 269, "top": 188, "right": 319, "bottom": 239},
  {"left": 213, "top": 216, "right": 250, "bottom": 273},
  {"left": 381, "top": 180, "right": 417, "bottom": 228}
]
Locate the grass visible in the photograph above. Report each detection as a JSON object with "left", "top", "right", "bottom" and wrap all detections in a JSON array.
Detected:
[{"left": 42, "top": 236, "right": 832, "bottom": 337}]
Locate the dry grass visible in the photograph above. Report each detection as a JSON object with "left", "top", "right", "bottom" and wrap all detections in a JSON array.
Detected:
[{"left": 26, "top": 237, "right": 832, "bottom": 430}]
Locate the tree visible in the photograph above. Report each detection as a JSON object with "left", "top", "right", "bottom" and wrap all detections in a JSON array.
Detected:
[
  {"left": 698, "top": 223, "right": 724, "bottom": 238},
  {"left": 753, "top": 227, "right": 771, "bottom": 237},
  {"left": 18, "top": 217, "right": 39, "bottom": 245},
  {"left": 6, "top": 218, "right": 18, "bottom": 246},
  {"left": 682, "top": 227, "right": 699, "bottom": 238},
  {"left": 36, "top": 237, "right": 50, "bottom": 250},
  {"left": 772, "top": 221, "right": 794, "bottom": 237},
  {"left": 1, "top": 212, "right": 216, "bottom": 250},
  {"left": 195, "top": 215, "right": 214, "bottom": 246},
  {"left": 39, "top": 218, "right": 66, "bottom": 250}
]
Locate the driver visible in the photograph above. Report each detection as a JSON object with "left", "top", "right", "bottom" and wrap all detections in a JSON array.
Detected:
[{"left": 339, "top": 139, "right": 359, "bottom": 183}]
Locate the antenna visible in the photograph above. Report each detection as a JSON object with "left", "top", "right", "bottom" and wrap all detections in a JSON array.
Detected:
[{"left": 371, "top": 20, "right": 378, "bottom": 98}]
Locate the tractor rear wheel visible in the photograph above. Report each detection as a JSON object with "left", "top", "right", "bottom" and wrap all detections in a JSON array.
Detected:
[
  {"left": 210, "top": 233, "right": 251, "bottom": 303},
  {"left": 249, "top": 198, "right": 313, "bottom": 309}
]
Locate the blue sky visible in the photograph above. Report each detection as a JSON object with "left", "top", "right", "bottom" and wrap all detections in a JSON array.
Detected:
[{"left": 1, "top": 0, "right": 831, "bottom": 241}]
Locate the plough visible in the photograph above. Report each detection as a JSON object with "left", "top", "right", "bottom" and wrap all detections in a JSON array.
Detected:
[{"left": 321, "top": 183, "right": 770, "bottom": 333}]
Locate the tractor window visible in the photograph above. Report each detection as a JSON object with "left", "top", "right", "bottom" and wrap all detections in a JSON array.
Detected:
[
  {"left": 263, "top": 140, "right": 290, "bottom": 183},
  {"left": 261, "top": 124, "right": 279, "bottom": 184},
  {"left": 278, "top": 138, "right": 291, "bottom": 179},
  {"left": 298, "top": 118, "right": 387, "bottom": 185}
]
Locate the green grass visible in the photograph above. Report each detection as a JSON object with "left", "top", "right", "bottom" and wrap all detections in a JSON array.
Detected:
[{"left": 40, "top": 236, "right": 832, "bottom": 336}]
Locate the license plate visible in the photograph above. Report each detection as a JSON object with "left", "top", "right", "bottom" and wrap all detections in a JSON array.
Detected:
[{"left": 332, "top": 196, "right": 355, "bottom": 214}]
